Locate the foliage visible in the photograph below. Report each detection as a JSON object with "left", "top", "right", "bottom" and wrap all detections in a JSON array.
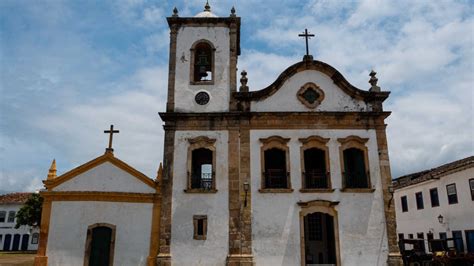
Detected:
[{"left": 15, "top": 193, "right": 43, "bottom": 229}]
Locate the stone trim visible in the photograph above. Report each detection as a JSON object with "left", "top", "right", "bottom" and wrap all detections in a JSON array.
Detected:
[
  {"left": 34, "top": 198, "right": 51, "bottom": 266},
  {"left": 296, "top": 82, "right": 325, "bottom": 109},
  {"left": 297, "top": 200, "right": 341, "bottom": 266},
  {"left": 375, "top": 126, "right": 403, "bottom": 265},
  {"left": 147, "top": 189, "right": 161, "bottom": 266},
  {"left": 189, "top": 39, "right": 216, "bottom": 85},
  {"left": 166, "top": 24, "right": 178, "bottom": 112},
  {"left": 340, "top": 188, "right": 375, "bottom": 193},
  {"left": 193, "top": 215, "right": 208, "bottom": 240},
  {"left": 83, "top": 223, "right": 116, "bottom": 266},
  {"left": 259, "top": 136, "right": 292, "bottom": 190},
  {"left": 337, "top": 135, "right": 371, "bottom": 189},
  {"left": 299, "top": 136, "right": 331, "bottom": 190},
  {"left": 40, "top": 191, "right": 159, "bottom": 203},
  {"left": 299, "top": 188, "right": 335, "bottom": 193},
  {"left": 186, "top": 136, "right": 217, "bottom": 191},
  {"left": 184, "top": 188, "right": 218, "bottom": 193}
]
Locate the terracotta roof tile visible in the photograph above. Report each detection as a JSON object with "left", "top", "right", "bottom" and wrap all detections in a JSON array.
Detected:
[{"left": 0, "top": 192, "right": 33, "bottom": 204}]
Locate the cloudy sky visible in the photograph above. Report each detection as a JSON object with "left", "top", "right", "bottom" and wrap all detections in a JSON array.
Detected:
[{"left": 0, "top": 0, "right": 472, "bottom": 193}]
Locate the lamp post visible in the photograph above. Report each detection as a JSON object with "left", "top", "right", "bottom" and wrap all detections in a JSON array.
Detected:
[{"left": 243, "top": 181, "right": 250, "bottom": 207}]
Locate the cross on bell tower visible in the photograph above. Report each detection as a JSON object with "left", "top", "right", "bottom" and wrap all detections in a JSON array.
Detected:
[
  {"left": 299, "top": 28, "right": 315, "bottom": 61},
  {"left": 104, "top": 124, "right": 119, "bottom": 153}
]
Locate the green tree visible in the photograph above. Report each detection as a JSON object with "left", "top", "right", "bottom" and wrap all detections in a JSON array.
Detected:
[{"left": 15, "top": 193, "right": 43, "bottom": 229}]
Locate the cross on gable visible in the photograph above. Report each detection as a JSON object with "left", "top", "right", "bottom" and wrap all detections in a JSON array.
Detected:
[
  {"left": 104, "top": 124, "right": 119, "bottom": 153},
  {"left": 298, "top": 28, "right": 315, "bottom": 57}
]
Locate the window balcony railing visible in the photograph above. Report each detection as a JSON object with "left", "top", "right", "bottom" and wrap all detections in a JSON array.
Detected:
[
  {"left": 191, "top": 172, "right": 214, "bottom": 190},
  {"left": 264, "top": 169, "right": 288, "bottom": 188},
  {"left": 343, "top": 171, "right": 369, "bottom": 188},
  {"left": 303, "top": 170, "right": 329, "bottom": 189}
]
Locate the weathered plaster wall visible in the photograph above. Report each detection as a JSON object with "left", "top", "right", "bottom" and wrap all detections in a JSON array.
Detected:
[
  {"left": 174, "top": 27, "right": 230, "bottom": 113},
  {"left": 250, "top": 129, "right": 389, "bottom": 266},
  {"left": 251, "top": 70, "right": 370, "bottom": 112},
  {"left": 395, "top": 167, "right": 474, "bottom": 252},
  {"left": 46, "top": 201, "right": 153, "bottom": 266},
  {"left": 53, "top": 162, "right": 155, "bottom": 193},
  {"left": 171, "top": 130, "right": 229, "bottom": 265}
]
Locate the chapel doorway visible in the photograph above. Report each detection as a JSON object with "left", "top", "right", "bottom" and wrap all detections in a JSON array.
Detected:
[
  {"left": 304, "top": 212, "right": 336, "bottom": 265},
  {"left": 85, "top": 224, "right": 115, "bottom": 266}
]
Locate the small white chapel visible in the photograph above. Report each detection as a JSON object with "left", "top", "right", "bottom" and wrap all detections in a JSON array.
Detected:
[{"left": 35, "top": 3, "right": 402, "bottom": 266}]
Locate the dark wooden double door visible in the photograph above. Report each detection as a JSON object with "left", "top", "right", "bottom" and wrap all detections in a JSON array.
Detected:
[{"left": 304, "top": 213, "right": 336, "bottom": 265}]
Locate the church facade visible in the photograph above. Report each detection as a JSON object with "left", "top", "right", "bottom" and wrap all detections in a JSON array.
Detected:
[
  {"left": 35, "top": 3, "right": 402, "bottom": 266},
  {"left": 157, "top": 3, "right": 401, "bottom": 266}
]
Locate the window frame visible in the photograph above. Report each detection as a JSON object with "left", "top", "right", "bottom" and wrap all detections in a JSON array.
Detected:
[
  {"left": 338, "top": 136, "right": 373, "bottom": 192},
  {"left": 259, "top": 136, "right": 293, "bottom": 193},
  {"left": 7, "top": 211, "right": 15, "bottom": 223},
  {"left": 469, "top": 178, "right": 474, "bottom": 201},
  {"left": 189, "top": 39, "right": 216, "bottom": 85},
  {"left": 185, "top": 136, "right": 217, "bottom": 193},
  {"left": 429, "top": 188, "right": 440, "bottom": 207},
  {"left": 193, "top": 215, "right": 208, "bottom": 240},
  {"left": 0, "top": 211, "right": 5, "bottom": 223},
  {"left": 446, "top": 183, "right": 458, "bottom": 205},
  {"left": 299, "top": 136, "right": 332, "bottom": 192},
  {"left": 415, "top": 192, "right": 424, "bottom": 210},
  {"left": 401, "top": 195, "right": 408, "bottom": 212}
]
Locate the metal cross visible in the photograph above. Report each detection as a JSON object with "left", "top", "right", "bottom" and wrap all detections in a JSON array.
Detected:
[
  {"left": 104, "top": 124, "right": 119, "bottom": 152},
  {"left": 298, "top": 29, "right": 315, "bottom": 56}
]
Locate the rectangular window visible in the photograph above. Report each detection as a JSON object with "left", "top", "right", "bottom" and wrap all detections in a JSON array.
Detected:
[
  {"left": 193, "top": 215, "right": 207, "bottom": 240},
  {"left": 408, "top": 234, "right": 414, "bottom": 239},
  {"left": 415, "top": 192, "right": 424, "bottom": 210},
  {"left": 7, "top": 211, "right": 15, "bottom": 223},
  {"left": 470, "top": 179, "right": 474, "bottom": 201},
  {"left": 264, "top": 148, "right": 288, "bottom": 188},
  {"left": 452, "top": 231, "right": 464, "bottom": 253},
  {"left": 446, "top": 183, "right": 458, "bottom": 204},
  {"left": 0, "top": 211, "right": 5, "bottom": 223},
  {"left": 465, "top": 230, "right": 474, "bottom": 253},
  {"left": 417, "top": 232, "right": 426, "bottom": 252},
  {"left": 429, "top": 188, "right": 440, "bottom": 207},
  {"left": 439, "top": 232, "right": 447, "bottom": 239},
  {"left": 427, "top": 232, "right": 434, "bottom": 252},
  {"left": 401, "top": 196, "right": 408, "bottom": 212}
]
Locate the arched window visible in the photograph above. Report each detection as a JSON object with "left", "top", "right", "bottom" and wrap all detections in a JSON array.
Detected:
[
  {"left": 186, "top": 136, "right": 217, "bottom": 192},
  {"left": 299, "top": 136, "right": 331, "bottom": 191},
  {"left": 190, "top": 40, "right": 215, "bottom": 83},
  {"left": 338, "top": 136, "right": 371, "bottom": 190},
  {"left": 259, "top": 136, "right": 292, "bottom": 192}
]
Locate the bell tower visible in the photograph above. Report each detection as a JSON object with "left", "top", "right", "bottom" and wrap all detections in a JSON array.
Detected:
[{"left": 166, "top": 3, "right": 241, "bottom": 113}]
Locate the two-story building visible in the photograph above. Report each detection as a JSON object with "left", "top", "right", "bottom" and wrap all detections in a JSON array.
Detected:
[
  {"left": 0, "top": 192, "right": 40, "bottom": 251},
  {"left": 393, "top": 156, "right": 474, "bottom": 253}
]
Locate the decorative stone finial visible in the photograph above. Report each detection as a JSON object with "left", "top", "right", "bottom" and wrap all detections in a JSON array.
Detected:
[
  {"left": 204, "top": 1, "right": 211, "bottom": 12},
  {"left": 172, "top": 7, "right": 179, "bottom": 17},
  {"left": 230, "top": 6, "right": 236, "bottom": 17},
  {"left": 47, "top": 159, "right": 57, "bottom": 180},
  {"left": 240, "top": 70, "right": 249, "bottom": 92},
  {"left": 156, "top": 162, "right": 163, "bottom": 181},
  {"left": 369, "top": 70, "right": 381, "bottom": 92}
]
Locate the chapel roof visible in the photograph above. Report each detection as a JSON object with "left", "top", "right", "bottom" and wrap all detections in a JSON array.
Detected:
[{"left": 0, "top": 192, "right": 33, "bottom": 204}]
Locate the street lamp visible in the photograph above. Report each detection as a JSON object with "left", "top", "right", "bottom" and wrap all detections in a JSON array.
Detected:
[
  {"left": 438, "top": 214, "right": 444, "bottom": 224},
  {"left": 243, "top": 181, "right": 250, "bottom": 207}
]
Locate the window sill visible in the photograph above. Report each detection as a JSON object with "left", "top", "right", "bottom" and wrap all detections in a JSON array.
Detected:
[
  {"left": 258, "top": 188, "right": 294, "bottom": 193},
  {"left": 340, "top": 188, "right": 375, "bottom": 193},
  {"left": 184, "top": 189, "right": 218, "bottom": 193},
  {"left": 190, "top": 80, "right": 214, "bottom": 85},
  {"left": 299, "top": 188, "right": 335, "bottom": 193}
]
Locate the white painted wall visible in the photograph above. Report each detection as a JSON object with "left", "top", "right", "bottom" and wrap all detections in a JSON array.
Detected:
[
  {"left": 47, "top": 201, "right": 153, "bottom": 266},
  {"left": 251, "top": 70, "right": 370, "bottom": 112},
  {"left": 250, "top": 129, "right": 389, "bottom": 266},
  {"left": 53, "top": 162, "right": 155, "bottom": 193},
  {"left": 395, "top": 167, "right": 474, "bottom": 252},
  {"left": 171, "top": 130, "right": 229, "bottom": 265},
  {"left": 0, "top": 203, "right": 39, "bottom": 251},
  {"left": 174, "top": 27, "right": 230, "bottom": 113}
]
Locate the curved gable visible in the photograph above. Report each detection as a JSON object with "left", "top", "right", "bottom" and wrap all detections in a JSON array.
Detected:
[{"left": 235, "top": 59, "right": 389, "bottom": 112}]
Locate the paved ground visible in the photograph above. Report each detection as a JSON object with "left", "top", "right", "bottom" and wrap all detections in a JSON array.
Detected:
[{"left": 0, "top": 253, "right": 35, "bottom": 266}]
